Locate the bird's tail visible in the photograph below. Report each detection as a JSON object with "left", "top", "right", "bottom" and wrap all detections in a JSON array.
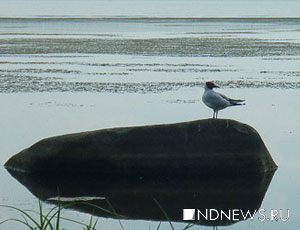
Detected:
[{"left": 229, "top": 99, "right": 245, "bottom": 106}]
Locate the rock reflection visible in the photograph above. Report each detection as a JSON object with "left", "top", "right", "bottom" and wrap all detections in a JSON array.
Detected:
[{"left": 6, "top": 169, "right": 276, "bottom": 227}]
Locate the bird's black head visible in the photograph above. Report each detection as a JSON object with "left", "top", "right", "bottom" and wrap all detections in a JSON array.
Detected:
[{"left": 205, "top": 81, "right": 219, "bottom": 89}]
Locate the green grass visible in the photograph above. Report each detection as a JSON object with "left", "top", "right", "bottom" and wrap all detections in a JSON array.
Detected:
[
  {"left": 153, "top": 198, "right": 196, "bottom": 230},
  {"left": 0, "top": 198, "right": 197, "bottom": 230},
  {"left": 0, "top": 199, "right": 99, "bottom": 230}
]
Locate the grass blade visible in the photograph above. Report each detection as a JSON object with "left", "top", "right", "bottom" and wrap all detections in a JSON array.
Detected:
[
  {"left": 0, "top": 218, "right": 35, "bottom": 229},
  {"left": 106, "top": 199, "right": 125, "bottom": 230},
  {"left": 182, "top": 222, "right": 195, "bottom": 230},
  {"left": 42, "top": 205, "right": 59, "bottom": 230},
  {"left": 55, "top": 200, "right": 61, "bottom": 230},
  {"left": 92, "top": 218, "right": 99, "bottom": 230},
  {"left": 153, "top": 198, "right": 174, "bottom": 230},
  {"left": 155, "top": 221, "right": 161, "bottom": 230},
  {"left": 39, "top": 199, "right": 45, "bottom": 229},
  {"left": 0, "top": 204, "right": 41, "bottom": 228},
  {"left": 76, "top": 201, "right": 120, "bottom": 217}
]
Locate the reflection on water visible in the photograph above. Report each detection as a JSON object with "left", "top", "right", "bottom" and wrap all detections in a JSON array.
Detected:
[{"left": 6, "top": 169, "right": 276, "bottom": 227}]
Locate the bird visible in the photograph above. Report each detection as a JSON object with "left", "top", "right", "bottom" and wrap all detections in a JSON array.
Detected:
[{"left": 202, "top": 81, "right": 245, "bottom": 119}]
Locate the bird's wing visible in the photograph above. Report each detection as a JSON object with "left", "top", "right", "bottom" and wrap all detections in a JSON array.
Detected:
[
  {"left": 218, "top": 92, "right": 245, "bottom": 104},
  {"left": 217, "top": 92, "right": 231, "bottom": 101},
  {"left": 205, "top": 91, "right": 231, "bottom": 107}
]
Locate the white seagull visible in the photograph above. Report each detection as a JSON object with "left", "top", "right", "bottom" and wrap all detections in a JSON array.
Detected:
[{"left": 202, "top": 82, "right": 245, "bottom": 119}]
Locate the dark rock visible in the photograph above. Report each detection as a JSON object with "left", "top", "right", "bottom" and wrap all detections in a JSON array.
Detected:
[{"left": 4, "top": 119, "right": 277, "bottom": 178}]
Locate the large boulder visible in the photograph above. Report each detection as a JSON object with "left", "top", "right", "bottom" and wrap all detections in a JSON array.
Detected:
[{"left": 4, "top": 119, "right": 277, "bottom": 178}]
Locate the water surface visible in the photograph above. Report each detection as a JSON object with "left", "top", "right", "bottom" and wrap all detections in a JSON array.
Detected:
[{"left": 0, "top": 1, "right": 300, "bottom": 229}]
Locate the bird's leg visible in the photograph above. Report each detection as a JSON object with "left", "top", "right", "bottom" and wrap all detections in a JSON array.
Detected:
[
  {"left": 213, "top": 111, "right": 215, "bottom": 119},
  {"left": 216, "top": 111, "right": 218, "bottom": 119}
]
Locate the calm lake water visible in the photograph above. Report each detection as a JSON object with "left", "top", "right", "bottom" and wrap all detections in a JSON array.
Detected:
[{"left": 0, "top": 1, "right": 300, "bottom": 229}]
